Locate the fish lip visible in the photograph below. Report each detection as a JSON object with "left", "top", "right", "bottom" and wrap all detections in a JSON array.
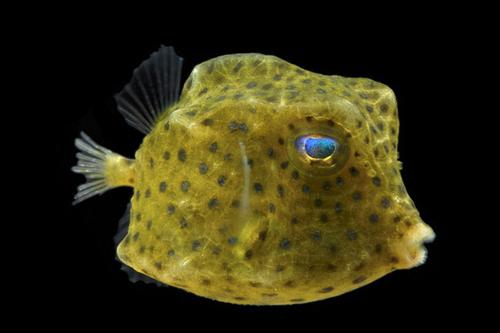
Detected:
[{"left": 393, "top": 221, "right": 436, "bottom": 269}]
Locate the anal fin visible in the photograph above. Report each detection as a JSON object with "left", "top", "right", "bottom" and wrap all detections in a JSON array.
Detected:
[{"left": 114, "top": 204, "right": 166, "bottom": 287}]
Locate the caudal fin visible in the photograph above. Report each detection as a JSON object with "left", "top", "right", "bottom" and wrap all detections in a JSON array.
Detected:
[{"left": 71, "top": 132, "right": 135, "bottom": 205}]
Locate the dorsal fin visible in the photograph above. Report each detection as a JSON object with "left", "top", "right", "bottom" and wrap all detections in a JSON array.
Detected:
[{"left": 115, "top": 46, "right": 183, "bottom": 134}]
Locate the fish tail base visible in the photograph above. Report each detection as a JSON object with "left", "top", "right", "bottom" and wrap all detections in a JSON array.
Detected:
[{"left": 71, "top": 131, "right": 135, "bottom": 205}]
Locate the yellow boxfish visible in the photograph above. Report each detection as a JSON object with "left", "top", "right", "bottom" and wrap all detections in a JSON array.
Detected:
[{"left": 72, "top": 46, "right": 435, "bottom": 305}]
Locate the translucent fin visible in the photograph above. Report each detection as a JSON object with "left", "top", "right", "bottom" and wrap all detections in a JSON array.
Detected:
[
  {"left": 115, "top": 45, "right": 183, "bottom": 134},
  {"left": 72, "top": 132, "right": 134, "bottom": 205},
  {"left": 114, "top": 205, "right": 165, "bottom": 286}
]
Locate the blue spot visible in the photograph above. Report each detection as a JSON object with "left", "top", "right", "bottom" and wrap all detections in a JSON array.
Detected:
[{"left": 304, "top": 137, "right": 336, "bottom": 158}]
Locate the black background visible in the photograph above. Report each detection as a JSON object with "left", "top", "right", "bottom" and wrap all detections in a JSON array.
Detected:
[{"left": 44, "top": 17, "right": 479, "bottom": 329}]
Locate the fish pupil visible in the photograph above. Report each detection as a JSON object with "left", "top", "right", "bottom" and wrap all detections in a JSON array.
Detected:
[{"left": 303, "top": 136, "right": 336, "bottom": 159}]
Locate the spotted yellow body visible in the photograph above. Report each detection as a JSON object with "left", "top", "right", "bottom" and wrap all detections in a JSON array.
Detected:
[{"left": 73, "top": 47, "right": 435, "bottom": 305}]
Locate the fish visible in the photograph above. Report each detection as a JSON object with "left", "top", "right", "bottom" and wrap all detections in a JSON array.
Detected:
[{"left": 72, "top": 46, "right": 435, "bottom": 305}]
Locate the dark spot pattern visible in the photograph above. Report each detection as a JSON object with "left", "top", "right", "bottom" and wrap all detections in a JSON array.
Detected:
[
  {"left": 290, "top": 298, "right": 305, "bottom": 303},
  {"left": 254, "top": 183, "right": 263, "bottom": 193},
  {"left": 208, "top": 197, "right": 219, "bottom": 209},
  {"left": 233, "top": 62, "right": 242, "bottom": 73},
  {"left": 347, "top": 230, "right": 358, "bottom": 240},
  {"left": 228, "top": 236, "right": 238, "bottom": 245},
  {"left": 192, "top": 240, "right": 202, "bottom": 251},
  {"left": 323, "top": 182, "right": 332, "bottom": 191},
  {"left": 244, "top": 250, "right": 253, "bottom": 259},
  {"left": 369, "top": 213, "right": 379, "bottom": 223},
  {"left": 352, "top": 191, "right": 362, "bottom": 201},
  {"left": 277, "top": 184, "right": 285, "bottom": 197},
  {"left": 181, "top": 180, "right": 190, "bottom": 192},
  {"left": 276, "top": 265, "right": 285, "bottom": 272},
  {"left": 209, "top": 142, "right": 218, "bottom": 153},
  {"left": 318, "top": 287, "right": 334, "bottom": 293},
  {"left": 311, "top": 231, "right": 322, "bottom": 241},
  {"left": 279, "top": 239, "right": 291, "bottom": 250},
  {"left": 178, "top": 149, "right": 186, "bottom": 162},
  {"left": 202, "top": 118, "right": 213, "bottom": 126},
  {"left": 381, "top": 197, "right": 391, "bottom": 208},
  {"left": 199, "top": 162, "right": 208, "bottom": 174},
  {"left": 159, "top": 181, "right": 167, "bottom": 192},
  {"left": 353, "top": 276, "right": 367, "bottom": 284},
  {"left": 228, "top": 121, "right": 248, "bottom": 133},
  {"left": 335, "top": 202, "right": 343, "bottom": 213},
  {"left": 217, "top": 175, "right": 227, "bottom": 186},
  {"left": 199, "top": 87, "right": 208, "bottom": 95},
  {"left": 268, "top": 203, "right": 276, "bottom": 213},
  {"left": 327, "top": 264, "right": 337, "bottom": 272}
]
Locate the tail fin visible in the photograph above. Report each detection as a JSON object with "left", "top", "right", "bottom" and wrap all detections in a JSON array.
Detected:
[{"left": 71, "top": 132, "right": 135, "bottom": 205}]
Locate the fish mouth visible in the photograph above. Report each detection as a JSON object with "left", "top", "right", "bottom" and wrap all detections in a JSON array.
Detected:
[{"left": 392, "top": 220, "right": 436, "bottom": 269}]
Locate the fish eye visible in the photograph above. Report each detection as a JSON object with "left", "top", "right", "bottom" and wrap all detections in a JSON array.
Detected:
[
  {"left": 287, "top": 129, "right": 350, "bottom": 177},
  {"left": 295, "top": 135, "right": 338, "bottom": 166}
]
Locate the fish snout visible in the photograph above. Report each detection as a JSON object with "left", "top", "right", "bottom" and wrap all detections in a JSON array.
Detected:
[{"left": 390, "top": 217, "right": 435, "bottom": 269}]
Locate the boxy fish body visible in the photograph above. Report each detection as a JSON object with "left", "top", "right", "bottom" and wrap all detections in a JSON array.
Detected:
[{"left": 72, "top": 46, "right": 435, "bottom": 305}]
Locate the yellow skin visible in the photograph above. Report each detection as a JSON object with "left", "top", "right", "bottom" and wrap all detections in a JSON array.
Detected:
[{"left": 101, "top": 53, "right": 434, "bottom": 305}]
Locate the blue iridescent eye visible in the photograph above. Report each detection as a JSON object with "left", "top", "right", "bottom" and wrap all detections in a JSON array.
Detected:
[
  {"left": 304, "top": 137, "right": 337, "bottom": 158},
  {"left": 288, "top": 130, "right": 349, "bottom": 176},
  {"left": 295, "top": 135, "right": 337, "bottom": 160}
]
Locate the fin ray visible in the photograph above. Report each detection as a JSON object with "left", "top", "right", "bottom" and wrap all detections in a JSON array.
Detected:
[
  {"left": 72, "top": 132, "right": 116, "bottom": 205},
  {"left": 115, "top": 46, "right": 183, "bottom": 134}
]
